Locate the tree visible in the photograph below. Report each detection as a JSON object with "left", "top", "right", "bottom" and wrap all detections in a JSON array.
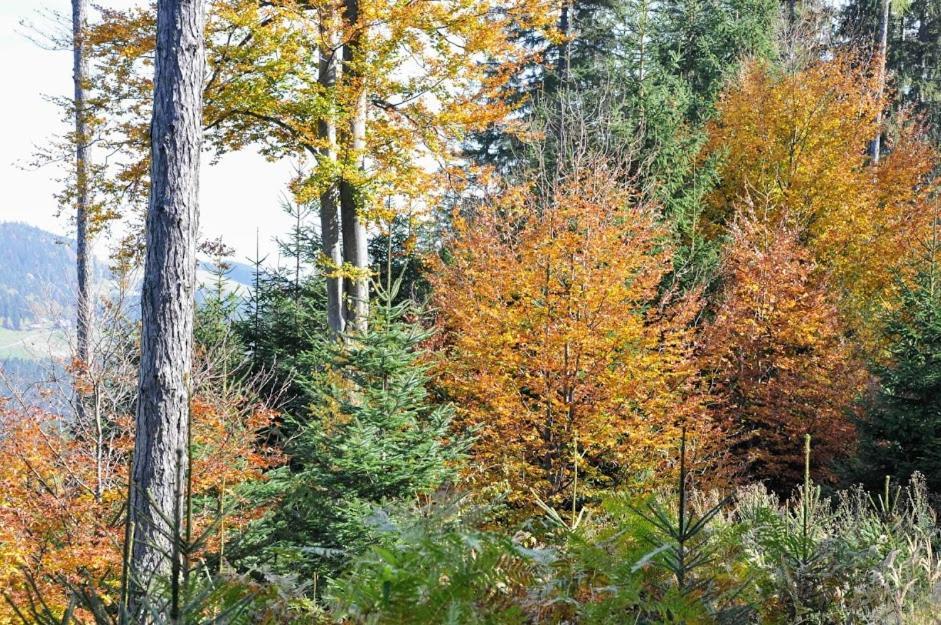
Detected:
[
  {"left": 339, "top": 0, "right": 370, "bottom": 334},
  {"left": 236, "top": 206, "right": 330, "bottom": 424},
  {"left": 129, "top": 0, "right": 207, "bottom": 605},
  {"left": 84, "top": 0, "right": 554, "bottom": 336},
  {"left": 369, "top": 213, "right": 432, "bottom": 307},
  {"left": 72, "top": 0, "right": 92, "bottom": 371},
  {"left": 239, "top": 267, "right": 329, "bottom": 420},
  {"left": 855, "top": 234, "right": 941, "bottom": 493},
  {"left": 432, "top": 154, "right": 706, "bottom": 510},
  {"left": 237, "top": 281, "right": 465, "bottom": 581},
  {"left": 0, "top": 315, "right": 273, "bottom": 625},
  {"left": 840, "top": 0, "right": 941, "bottom": 144},
  {"left": 317, "top": 4, "right": 344, "bottom": 336},
  {"left": 871, "top": 0, "right": 891, "bottom": 162},
  {"left": 707, "top": 55, "right": 938, "bottom": 345},
  {"left": 698, "top": 219, "right": 865, "bottom": 490}
]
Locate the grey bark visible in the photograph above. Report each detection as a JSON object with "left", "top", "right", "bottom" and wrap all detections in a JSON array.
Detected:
[
  {"left": 73, "top": 0, "right": 92, "bottom": 373},
  {"left": 129, "top": 0, "right": 206, "bottom": 607},
  {"left": 340, "top": 0, "right": 369, "bottom": 333},
  {"left": 556, "top": 0, "right": 571, "bottom": 83},
  {"left": 319, "top": 17, "right": 345, "bottom": 336},
  {"left": 871, "top": 0, "right": 891, "bottom": 163},
  {"left": 553, "top": 0, "right": 573, "bottom": 156}
]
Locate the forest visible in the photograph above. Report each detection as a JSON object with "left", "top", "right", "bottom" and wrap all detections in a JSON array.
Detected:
[
  {"left": 2, "top": 0, "right": 941, "bottom": 622},
  {"left": 0, "top": 223, "right": 81, "bottom": 331}
]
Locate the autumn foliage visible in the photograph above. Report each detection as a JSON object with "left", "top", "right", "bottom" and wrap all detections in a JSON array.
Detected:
[
  {"left": 707, "top": 56, "right": 938, "bottom": 343},
  {"left": 83, "top": 0, "right": 556, "bottom": 239},
  {"left": 699, "top": 219, "right": 865, "bottom": 489},
  {"left": 0, "top": 394, "right": 274, "bottom": 624},
  {"left": 431, "top": 162, "right": 707, "bottom": 508},
  {"left": 12, "top": 0, "right": 941, "bottom": 617},
  {"left": 0, "top": 408, "right": 128, "bottom": 624}
]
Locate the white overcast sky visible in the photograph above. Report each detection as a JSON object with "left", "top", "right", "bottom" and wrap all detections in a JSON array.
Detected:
[{"left": 0, "top": 0, "right": 295, "bottom": 262}]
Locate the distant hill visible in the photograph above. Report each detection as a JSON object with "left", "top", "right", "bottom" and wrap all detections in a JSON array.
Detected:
[
  {"left": 0, "top": 222, "right": 257, "bottom": 406},
  {"left": 0, "top": 221, "right": 255, "bottom": 361},
  {"left": 0, "top": 222, "right": 79, "bottom": 331}
]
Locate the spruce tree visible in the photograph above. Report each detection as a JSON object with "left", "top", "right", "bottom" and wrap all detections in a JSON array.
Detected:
[
  {"left": 856, "top": 260, "right": 941, "bottom": 493},
  {"left": 236, "top": 277, "right": 466, "bottom": 580},
  {"left": 840, "top": 0, "right": 941, "bottom": 143}
]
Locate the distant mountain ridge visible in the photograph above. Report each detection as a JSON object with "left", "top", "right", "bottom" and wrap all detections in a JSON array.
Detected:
[
  {"left": 0, "top": 222, "right": 255, "bottom": 353},
  {"left": 0, "top": 222, "right": 78, "bottom": 330}
]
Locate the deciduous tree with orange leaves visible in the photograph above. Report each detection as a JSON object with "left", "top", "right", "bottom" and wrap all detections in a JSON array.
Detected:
[
  {"left": 79, "top": 0, "right": 555, "bottom": 333},
  {"left": 431, "top": 154, "right": 707, "bottom": 510},
  {"left": 699, "top": 218, "right": 866, "bottom": 491},
  {"left": 0, "top": 392, "right": 274, "bottom": 624},
  {"left": 706, "top": 55, "right": 938, "bottom": 344}
]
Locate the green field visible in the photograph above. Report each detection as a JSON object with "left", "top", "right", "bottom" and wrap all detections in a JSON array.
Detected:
[{"left": 0, "top": 327, "right": 68, "bottom": 360}]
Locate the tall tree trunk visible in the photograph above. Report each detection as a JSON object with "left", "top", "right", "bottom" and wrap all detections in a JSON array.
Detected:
[
  {"left": 556, "top": 0, "right": 571, "bottom": 84},
  {"left": 72, "top": 0, "right": 92, "bottom": 383},
  {"left": 871, "top": 0, "right": 891, "bottom": 163},
  {"left": 319, "top": 14, "right": 345, "bottom": 336},
  {"left": 129, "top": 0, "right": 206, "bottom": 608},
  {"left": 551, "top": 0, "right": 575, "bottom": 175},
  {"left": 340, "top": 0, "right": 369, "bottom": 334},
  {"left": 916, "top": 0, "right": 930, "bottom": 105}
]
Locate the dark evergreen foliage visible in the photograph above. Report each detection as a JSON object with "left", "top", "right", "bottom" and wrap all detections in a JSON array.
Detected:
[
  {"left": 840, "top": 0, "right": 941, "bottom": 142},
  {"left": 368, "top": 214, "right": 433, "bottom": 308},
  {"left": 235, "top": 278, "right": 467, "bottom": 581},
  {"left": 855, "top": 263, "right": 941, "bottom": 493}
]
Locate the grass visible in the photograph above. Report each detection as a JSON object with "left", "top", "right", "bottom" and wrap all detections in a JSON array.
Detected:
[{"left": 0, "top": 326, "right": 68, "bottom": 360}]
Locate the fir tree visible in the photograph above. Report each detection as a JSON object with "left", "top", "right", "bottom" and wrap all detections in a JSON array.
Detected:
[
  {"left": 195, "top": 237, "right": 245, "bottom": 376},
  {"left": 236, "top": 276, "right": 467, "bottom": 581},
  {"left": 856, "top": 257, "right": 941, "bottom": 493},
  {"left": 840, "top": 0, "right": 941, "bottom": 143},
  {"left": 368, "top": 214, "right": 432, "bottom": 308},
  {"left": 237, "top": 201, "right": 328, "bottom": 420}
]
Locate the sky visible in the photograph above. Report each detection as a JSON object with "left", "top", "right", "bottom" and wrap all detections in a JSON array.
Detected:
[{"left": 0, "top": 0, "right": 296, "bottom": 263}]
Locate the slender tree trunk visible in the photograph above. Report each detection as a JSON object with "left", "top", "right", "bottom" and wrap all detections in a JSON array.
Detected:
[
  {"left": 551, "top": 0, "right": 575, "bottom": 177},
  {"left": 72, "top": 0, "right": 92, "bottom": 397},
  {"left": 129, "top": 0, "right": 206, "bottom": 609},
  {"left": 916, "top": 0, "right": 929, "bottom": 105},
  {"left": 294, "top": 203, "right": 301, "bottom": 300},
  {"left": 319, "top": 15, "right": 345, "bottom": 336},
  {"left": 340, "top": 0, "right": 369, "bottom": 334},
  {"left": 871, "top": 0, "right": 891, "bottom": 163},
  {"left": 556, "top": 0, "right": 571, "bottom": 84}
]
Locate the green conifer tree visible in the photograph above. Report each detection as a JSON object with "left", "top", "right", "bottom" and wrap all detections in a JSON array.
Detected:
[
  {"left": 840, "top": 0, "right": 941, "bottom": 143},
  {"left": 856, "top": 249, "right": 941, "bottom": 493},
  {"left": 236, "top": 277, "right": 467, "bottom": 581}
]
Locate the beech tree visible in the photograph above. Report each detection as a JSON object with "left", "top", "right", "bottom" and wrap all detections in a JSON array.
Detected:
[
  {"left": 707, "top": 55, "right": 938, "bottom": 345},
  {"left": 82, "top": 0, "right": 553, "bottom": 337},
  {"left": 129, "top": 0, "right": 207, "bottom": 605},
  {"left": 699, "top": 219, "right": 865, "bottom": 490},
  {"left": 432, "top": 151, "right": 707, "bottom": 509},
  {"left": 0, "top": 378, "right": 274, "bottom": 623}
]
